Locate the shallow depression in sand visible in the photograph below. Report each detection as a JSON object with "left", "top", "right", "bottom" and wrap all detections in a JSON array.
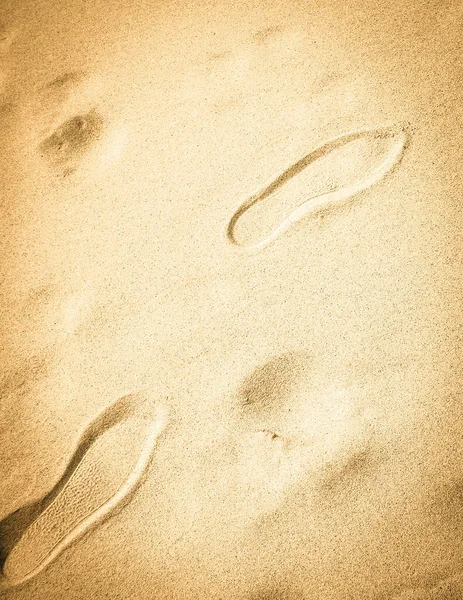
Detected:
[
  {"left": 16, "top": 69, "right": 128, "bottom": 181},
  {"left": 215, "top": 352, "right": 386, "bottom": 526},
  {"left": 38, "top": 110, "right": 105, "bottom": 168}
]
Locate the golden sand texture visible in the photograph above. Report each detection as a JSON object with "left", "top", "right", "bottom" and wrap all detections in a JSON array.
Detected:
[{"left": 0, "top": 0, "right": 463, "bottom": 598}]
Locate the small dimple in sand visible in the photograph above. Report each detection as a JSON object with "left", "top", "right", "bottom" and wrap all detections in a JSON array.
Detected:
[
  {"left": 0, "top": 25, "right": 17, "bottom": 54},
  {"left": 237, "top": 351, "right": 312, "bottom": 413},
  {"left": 0, "top": 355, "right": 50, "bottom": 402},
  {"left": 16, "top": 70, "right": 127, "bottom": 181},
  {"left": 1, "top": 393, "right": 168, "bottom": 588},
  {"left": 38, "top": 109, "right": 105, "bottom": 167},
  {"left": 392, "top": 571, "right": 463, "bottom": 599}
]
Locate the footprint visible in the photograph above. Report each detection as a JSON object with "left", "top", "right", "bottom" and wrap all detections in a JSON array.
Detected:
[
  {"left": 226, "top": 125, "right": 409, "bottom": 250},
  {"left": 0, "top": 393, "right": 168, "bottom": 589}
]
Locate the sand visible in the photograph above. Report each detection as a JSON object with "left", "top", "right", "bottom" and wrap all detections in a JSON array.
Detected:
[{"left": 0, "top": 0, "right": 462, "bottom": 598}]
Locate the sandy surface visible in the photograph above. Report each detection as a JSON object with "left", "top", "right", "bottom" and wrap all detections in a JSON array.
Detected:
[{"left": 0, "top": 0, "right": 462, "bottom": 598}]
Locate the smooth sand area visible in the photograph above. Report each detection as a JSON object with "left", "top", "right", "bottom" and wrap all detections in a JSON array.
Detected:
[{"left": 0, "top": 0, "right": 462, "bottom": 598}]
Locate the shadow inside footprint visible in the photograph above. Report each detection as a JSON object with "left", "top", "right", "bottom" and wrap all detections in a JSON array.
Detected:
[{"left": 0, "top": 393, "right": 168, "bottom": 589}]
